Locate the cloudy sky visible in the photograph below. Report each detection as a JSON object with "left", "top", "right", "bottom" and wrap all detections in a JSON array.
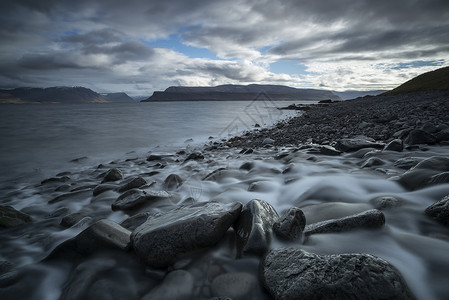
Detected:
[{"left": 1, "top": 0, "right": 448, "bottom": 96}]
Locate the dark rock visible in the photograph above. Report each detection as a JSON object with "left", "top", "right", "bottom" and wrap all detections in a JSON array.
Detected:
[
  {"left": 41, "top": 176, "right": 70, "bottom": 185},
  {"left": 211, "top": 272, "right": 257, "bottom": 300},
  {"left": 120, "top": 211, "right": 159, "bottom": 231},
  {"left": 60, "top": 212, "right": 87, "bottom": 228},
  {"left": 131, "top": 201, "right": 242, "bottom": 268},
  {"left": 425, "top": 195, "right": 449, "bottom": 226},
  {"left": 163, "top": 174, "right": 183, "bottom": 190},
  {"left": 304, "top": 209, "right": 385, "bottom": 236},
  {"left": 393, "top": 157, "right": 422, "bottom": 169},
  {"left": 46, "top": 219, "right": 131, "bottom": 260},
  {"left": 184, "top": 152, "right": 204, "bottom": 162},
  {"left": 428, "top": 172, "right": 449, "bottom": 185},
  {"left": 202, "top": 168, "right": 229, "bottom": 181},
  {"left": 239, "top": 162, "right": 254, "bottom": 171},
  {"left": 318, "top": 145, "right": 341, "bottom": 156},
  {"left": 384, "top": 139, "right": 404, "bottom": 151},
  {"left": 435, "top": 129, "right": 449, "bottom": 142},
  {"left": 0, "top": 205, "right": 32, "bottom": 228},
  {"left": 147, "top": 154, "right": 162, "bottom": 161},
  {"left": 92, "top": 184, "right": 116, "bottom": 196},
  {"left": 111, "top": 189, "right": 171, "bottom": 211},
  {"left": 233, "top": 199, "right": 279, "bottom": 257},
  {"left": 370, "top": 196, "right": 402, "bottom": 210},
  {"left": 48, "top": 189, "right": 91, "bottom": 204},
  {"left": 261, "top": 248, "right": 414, "bottom": 300},
  {"left": 262, "top": 138, "right": 275, "bottom": 145},
  {"left": 117, "top": 177, "right": 147, "bottom": 193},
  {"left": 360, "top": 157, "right": 385, "bottom": 168},
  {"left": 335, "top": 138, "right": 384, "bottom": 152},
  {"left": 404, "top": 129, "right": 437, "bottom": 145},
  {"left": 101, "top": 168, "right": 123, "bottom": 183},
  {"left": 273, "top": 207, "right": 306, "bottom": 240},
  {"left": 0, "top": 261, "right": 14, "bottom": 276},
  {"left": 397, "top": 156, "right": 449, "bottom": 190},
  {"left": 142, "top": 270, "right": 194, "bottom": 300}
]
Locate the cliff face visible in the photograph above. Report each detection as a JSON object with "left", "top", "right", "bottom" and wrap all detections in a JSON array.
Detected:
[{"left": 142, "top": 84, "right": 341, "bottom": 102}]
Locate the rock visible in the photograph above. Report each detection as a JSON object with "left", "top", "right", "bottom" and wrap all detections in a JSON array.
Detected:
[
  {"left": 233, "top": 199, "right": 279, "bottom": 257},
  {"left": 41, "top": 176, "right": 70, "bottom": 185},
  {"left": 120, "top": 211, "right": 158, "bottom": 231},
  {"left": 404, "top": 129, "right": 437, "bottom": 145},
  {"left": 111, "top": 189, "right": 171, "bottom": 211},
  {"left": 384, "top": 139, "right": 403, "bottom": 152},
  {"left": 261, "top": 248, "right": 414, "bottom": 300},
  {"left": 425, "top": 195, "right": 449, "bottom": 226},
  {"left": 117, "top": 177, "right": 146, "bottom": 193},
  {"left": 92, "top": 184, "right": 116, "bottom": 196},
  {"left": 211, "top": 272, "right": 257, "bottom": 300},
  {"left": 48, "top": 190, "right": 91, "bottom": 204},
  {"left": 370, "top": 196, "right": 402, "bottom": 210},
  {"left": 239, "top": 162, "right": 254, "bottom": 171},
  {"left": 262, "top": 138, "right": 275, "bottom": 145},
  {"left": 304, "top": 209, "right": 385, "bottom": 236},
  {"left": 0, "top": 205, "right": 32, "bottom": 228},
  {"left": 47, "top": 219, "right": 131, "bottom": 260},
  {"left": 131, "top": 201, "right": 242, "bottom": 268},
  {"left": 147, "top": 154, "right": 162, "bottom": 161},
  {"left": 60, "top": 212, "right": 87, "bottom": 228},
  {"left": 318, "top": 145, "right": 341, "bottom": 156},
  {"left": 335, "top": 138, "right": 384, "bottom": 152},
  {"left": 184, "top": 152, "right": 204, "bottom": 162},
  {"left": 0, "top": 261, "right": 14, "bottom": 276},
  {"left": 142, "top": 270, "right": 194, "bottom": 300},
  {"left": 273, "top": 207, "right": 306, "bottom": 240},
  {"left": 428, "top": 172, "right": 449, "bottom": 185},
  {"left": 163, "top": 174, "right": 183, "bottom": 190},
  {"left": 101, "top": 168, "right": 123, "bottom": 183},
  {"left": 360, "top": 157, "right": 385, "bottom": 168},
  {"left": 397, "top": 156, "right": 449, "bottom": 190},
  {"left": 393, "top": 157, "right": 422, "bottom": 169}
]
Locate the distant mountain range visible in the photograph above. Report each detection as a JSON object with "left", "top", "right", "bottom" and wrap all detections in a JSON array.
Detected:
[
  {"left": 333, "top": 90, "right": 387, "bottom": 100},
  {"left": 142, "top": 84, "right": 343, "bottom": 102},
  {"left": 0, "top": 87, "right": 135, "bottom": 104}
]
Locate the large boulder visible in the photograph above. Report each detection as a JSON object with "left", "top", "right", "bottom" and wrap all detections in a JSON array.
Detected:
[
  {"left": 383, "top": 139, "right": 403, "bottom": 152},
  {"left": 404, "top": 129, "right": 437, "bottom": 145},
  {"left": 335, "top": 138, "right": 384, "bottom": 152},
  {"left": 425, "top": 195, "right": 449, "bottom": 226},
  {"left": 0, "top": 205, "right": 32, "bottom": 228},
  {"left": 304, "top": 209, "right": 385, "bottom": 236},
  {"left": 233, "top": 199, "right": 279, "bottom": 257},
  {"left": 111, "top": 189, "right": 171, "bottom": 211},
  {"left": 273, "top": 207, "right": 306, "bottom": 241},
  {"left": 397, "top": 156, "right": 449, "bottom": 190},
  {"left": 101, "top": 168, "right": 123, "bottom": 183},
  {"left": 261, "top": 248, "right": 414, "bottom": 299},
  {"left": 131, "top": 201, "right": 242, "bottom": 268},
  {"left": 117, "top": 176, "right": 147, "bottom": 193}
]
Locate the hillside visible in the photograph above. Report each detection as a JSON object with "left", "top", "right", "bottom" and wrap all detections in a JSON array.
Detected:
[
  {"left": 102, "top": 92, "right": 134, "bottom": 102},
  {"left": 383, "top": 66, "right": 449, "bottom": 95},
  {"left": 142, "top": 84, "right": 341, "bottom": 102}
]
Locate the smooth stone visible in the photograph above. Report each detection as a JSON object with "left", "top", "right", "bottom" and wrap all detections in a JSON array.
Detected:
[
  {"left": 92, "top": 184, "right": 116, "bottom": 196},
  {"left": 41, "top": 176, "right": 71, "bottom": 185},
  {"left": 0, "top": 205, "right": 32, "bottom": 228},
  {"left": 335, "top": 138, "right": 384, "bottom": 152},
  {"left": 360, "top": 157, "right": 385, "bottom": 168},
  {"left": 384, "top": 139, "right": 404, "bottom": 152},
  {"left": 404, "top": 129, "right": 437, "bottom": 145},
  {"left": 60, "top": 212, "right": 87, "bottom": 228},
  {"left": 393, "top": 157, "right": 422, "bottom": 169},
  {"left": 184, "top": 152, "right": 204, "bottom": 162},
  {"left": 304, "top": 209, "right": 385, "bottom": 236},
  {"left": 142, "top": 270, "right": 194, "bottom": 300},
  {"left": 397, "top": 156, "right": 449, "bottom": 190},
  {"left": 233, "top": 199, "right": 279, "bottom": 257},
  {"left": 120, "top": 211, "right": 159, "bottom": 231},
  {"left": 273, "top": 207, "right": 306, "bottom": 241},
  {"left": 48, "top": 190, "right": 91, "bottom": 204},
  {"left": 262, "top": 138, "right": 275, "bottom": 145},
  {"left": 261, "top": 248, "right": 414, "bottom": 300},
  {"left": 131, "top": 201, "right": 242, "bottom": 268},
  {"left": 101, "top": 168, "right": 123, "bottom": 183},
  {"left": 428, "top": 172, "right": 449, "bottom": 185},
  {"left": 211, "top": 272, "right": 257, "bottom": 300},
  {"left": 425, "top": 195, "right": 449, "bottom": 226},
  {"left": 147, "top": 154, "right": 162, "bottom": 161},
  {"left": 117, "top": 177, "right": 147, "bottom": 193},
  {"left": 111, "top": 189, "right": 171, "bottom": 211},
  {"left": 370, "top": 196, "right": 403, "bottom": 210},
  {"left": 239, "top": 162, "right": 254, "bottom": 171},
  {"left": 46, "top": 219, "right": 131, "bottom": 260},
  {"left": 318, "top": 145, "right": 341, "bottom": 156},
  {"left": 163, "top": 174, "right": 183, "bottom": 190}
]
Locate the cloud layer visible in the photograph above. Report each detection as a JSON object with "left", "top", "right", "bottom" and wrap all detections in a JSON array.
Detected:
[{"left": 1, "top": 0, "right": 448, "bottom": 95}]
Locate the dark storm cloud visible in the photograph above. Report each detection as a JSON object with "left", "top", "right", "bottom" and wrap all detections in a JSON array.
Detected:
[{"left": 59, "top": 29, "right": 123, "bottom": 45}]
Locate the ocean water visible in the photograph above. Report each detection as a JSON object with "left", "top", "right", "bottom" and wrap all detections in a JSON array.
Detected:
[{"left": 0, "top": 100, "right": 298, "bottom": 183}]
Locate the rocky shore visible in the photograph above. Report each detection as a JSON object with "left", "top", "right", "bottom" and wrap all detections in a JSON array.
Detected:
[{"left": 1, "top": 90, "right": 449, "bottom": 299}]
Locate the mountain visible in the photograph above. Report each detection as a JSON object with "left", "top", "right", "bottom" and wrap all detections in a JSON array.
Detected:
[
  {"left": 101, "top": 92, "right": 134, "bottom": 102},
  {"left": 333, "top": 90, "right": 388, "bottom": 100},
  {"left": 142, "top": 84, "right": 341, "bottom": 102},
  {"left": 382, "top": 66, "right": 449, "bottom": 96},
  {"left": 0, "top": 87, "right": 134, "bottom": 103}
]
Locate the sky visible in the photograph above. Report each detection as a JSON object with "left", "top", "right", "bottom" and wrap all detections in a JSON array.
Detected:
[{"left": 1, "top": 0, "right": 448, "bottom": 96}]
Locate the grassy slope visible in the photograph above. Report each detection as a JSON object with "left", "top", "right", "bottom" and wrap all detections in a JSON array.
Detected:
[{"left": 382, "top": 66, "right": 449, "bottom": 96}]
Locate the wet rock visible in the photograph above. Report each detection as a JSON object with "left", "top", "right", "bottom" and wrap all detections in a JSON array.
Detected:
[
  {"left": 384, "top": 139, "right": 403, "bottom": 151},
  {"left": 261, "top": 248, "right": 414, "bottom": 300},
  {"left": 0, "top": 205, "right": 32, "bottom": 228},
  {"left": 239, "top": 148, "right": 254, "bottom": 154},
  {"left": 304, "top": 209, "right": 385, "bottom": 236},
  {"left": 397, "top": 156, "right": 449, "bottom": 190},
  {"left": 273, "top": 207, "right": 306, "bottom": 241},
  {"left": 41, "top": 176, "right": 70, "bottom": 185},
  {"left": 335, "top": 138, "right": 384, "bottom": 152},
  {"left": 428, "top": 172, "right": 449, "bottom": 185},
  {"left": 233, "top": 199, "right": 279, "bottom": 257},
  {"left": 211, "top": 272, "right": 257, "bottom": 300},
  {"left": 142, "top": 270, "right": 194, "bottom": 300},
  {"left": 318, "top": 145, "right": 341, "bottom": 156},
  {"left": 425, "top": 195, "right": 449, "bottom": 226},
  {"left": 60, "top": 212, "right": 87, "bottom": 228},
  {"left": 147, "top": 154, "right": 163, "bottom": 161},
  {"left": 163, "top": 174, "right": 183, "bottom": 190},
  {"left": 404, "top": 129, "right": 437, "bottom": 145},
  {"left": 131, "top": 201, "right": 242, "bottom": 268},
  {"left": 184, "top": 152, "right": 204, "bottom": 162},
  {"left": 393, "top": 157, "right": 422, "bottom": 169},
  {"left": 370, "top": 196, "right": 402, "bottom": 210},
  {"left": 117, "top": 177, "right": 146, "bottom": 193},
  {"left": 101, "top": 168, "right": 123, "bottom": 183},
  {"left": 360, "top": 157, "right": 385, "bottom": 168},
  {"left": 93, "top": 184, "right": 116, "bottom": 196},
  {"left": 262, "top": 138, "right": 275, "bottom": 145},
  {"left": 239, "top": 162, "right": 254, "bottom": 171},
  {"left": 120, "top": 211, "right": 159, "bottom": 231},
  {"left": 111, "top": 189, "right": 171, "bottom": 211},
  {"left": 47, "top": 219, "right": 131, "bottom": 260},
  {"left": 48, "top": 189, "right": 91, "bottom": 204}
]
